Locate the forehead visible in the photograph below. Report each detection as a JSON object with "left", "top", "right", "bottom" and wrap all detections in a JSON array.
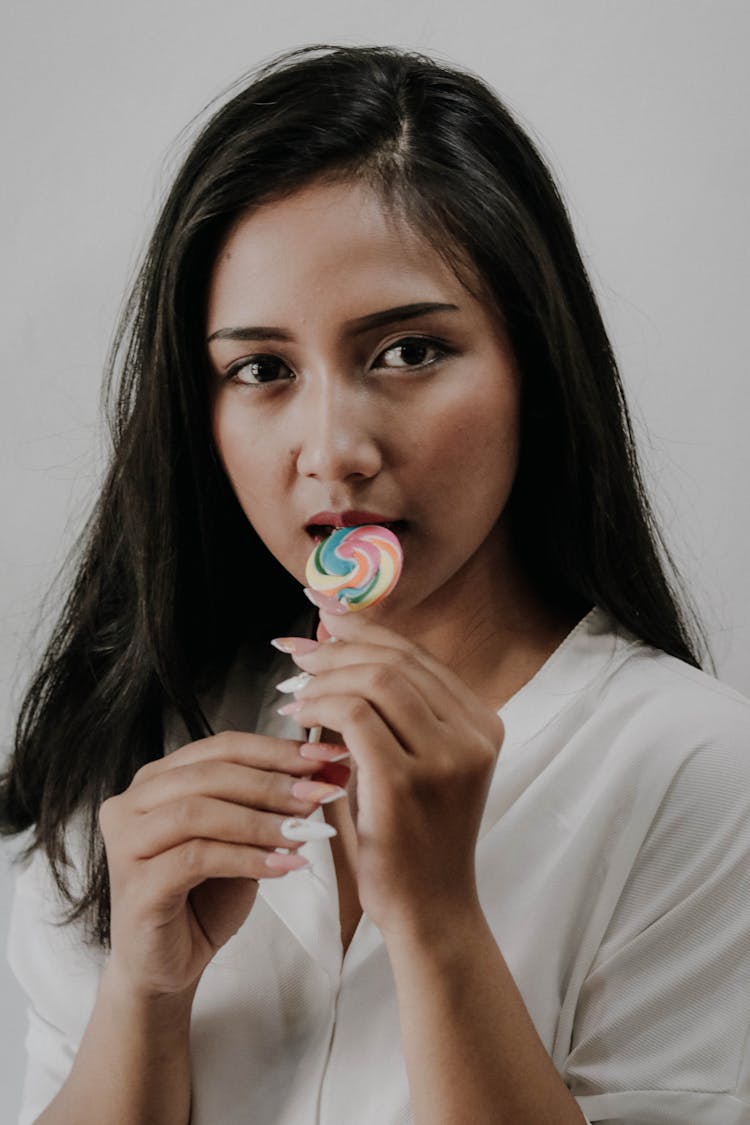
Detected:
[{"left": 206, "top": 179, "right": 483, "bottom": 330}]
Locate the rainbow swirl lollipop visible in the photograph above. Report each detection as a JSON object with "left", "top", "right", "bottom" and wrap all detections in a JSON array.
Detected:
[{"left": 305, "top": 525, "right": 403, "bottom": 612}]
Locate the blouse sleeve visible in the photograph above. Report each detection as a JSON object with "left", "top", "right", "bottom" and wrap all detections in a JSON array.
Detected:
[
  {"left": 6, "top": 844, "right": 103, "bottom": 1125},
  {"left": 567, "top": 725, "right": 750, "bottom": 1125}
]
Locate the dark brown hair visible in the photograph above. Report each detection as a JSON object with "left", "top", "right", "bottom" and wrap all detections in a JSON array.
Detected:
[{"left": 0, "top": 44, "right": 708, "bottom": 945}]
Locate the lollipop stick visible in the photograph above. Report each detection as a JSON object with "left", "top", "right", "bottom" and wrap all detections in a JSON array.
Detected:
[
  {"left": 305, "top": 613, "right": 324, "bottom": 745},
  {"left": 303, "top": 525, "right": 402, "bottom": 749}
]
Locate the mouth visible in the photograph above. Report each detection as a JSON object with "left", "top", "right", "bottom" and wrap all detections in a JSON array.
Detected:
[{"left": 305, "top": 511, "right": 409, "bottom": 543}]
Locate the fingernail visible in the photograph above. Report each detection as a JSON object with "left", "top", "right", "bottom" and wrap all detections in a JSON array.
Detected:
[
  {"left": 304, "top": 587, "right": 347, "bottom": 613},
  {"left": 278, "top": 701, "right": 305, "bottom": 715},
  {"left": 280, "top": 817, "right": 338, "bottom": 842},
  {"left": 306, "top": 589, "right": 349, "bottom": 615},
  {"left": 291, "top": 779, "right": 347, "bottom": 804},
  {"left": 299, "top": 742, "right": 350, "bottom": 762},
  {"left": 275, "top": 672, "right": 312, "bottom": 694},
  {"left": 265, "top": 851, "right": 310, "bottom": 871},
  {"left": 271, "top": 637, "right": 320, "bottom": 654}
]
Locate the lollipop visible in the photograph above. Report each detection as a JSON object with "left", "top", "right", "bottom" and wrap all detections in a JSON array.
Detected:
[
  {"left": 303, "top": 524, "right": 403, "bottom": 749},
  {"left": 305, "top": 524, "right": 403, "bottom": 612}
]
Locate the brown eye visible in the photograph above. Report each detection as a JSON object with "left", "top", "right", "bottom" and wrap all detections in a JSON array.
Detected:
[
  {"left": 376, "top": 337, "right": 448, "bottom": 370},
  {"left": 229, "top": 355, "right": 294, "bottom": 385}
]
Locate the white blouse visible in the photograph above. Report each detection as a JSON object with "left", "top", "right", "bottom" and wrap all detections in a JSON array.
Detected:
[{"left": 7, "top": 607, "right": 750, "bottom": 1124}]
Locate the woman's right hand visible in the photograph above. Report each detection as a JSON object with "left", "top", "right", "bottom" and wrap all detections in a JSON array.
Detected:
[{"left": 98, "top": 731, "right": 346, "bottom": 1000}]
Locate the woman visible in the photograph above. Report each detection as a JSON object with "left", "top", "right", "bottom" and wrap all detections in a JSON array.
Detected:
[{"left": 2, "top": 44, "right": 749, "bottom": 1125}]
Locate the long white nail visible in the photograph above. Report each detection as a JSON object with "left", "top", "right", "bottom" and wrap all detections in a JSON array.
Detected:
[
  {"left": 276, "top": 672, "right": 312, "bottom": 694},
  {"left": 280, "top": 817, "right": 338, "bottom": 842}
]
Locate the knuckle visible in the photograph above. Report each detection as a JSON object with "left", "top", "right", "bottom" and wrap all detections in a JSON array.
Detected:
[
  {"left": 190, "top": 760, "right": 217, "bottom": 788},
  {"left": 173, "top": 797, "right": 201, "bottom": 831},
  {"left": 251, "top": 771, "right": 277, "bottom": 809},
  {"left": 195, "top": 730, "right": 234, "bottom": 762},
  {"left": 197, "top": 732, "right": 226, "bottom": 760},
  {"left": 241, "top": 807, "right": 262, "bottom": 838},
  {"left": 370, "top": 665, "right": 399, "bottom": 694},
  {"left": 258, "top": 770, "right": 279, "bottom": 799},
  {"left": 467, "top": 736, "right": 498, "bottom": 777},
  {"left": 98, "top": 795, "right": 120, "bottom": 833},
  {"left": 214, "top": 730, "right": 243, "bottom": 754},
  {"left": 131, "top": 761, "right": 153, "bottom": 784},
  {"left": 484, "top": 730, "right": 502, "bottom": 760},
  {"left": 396, "top": 649, "right": 418, "bottom": 674},
  {"left": 346, "top": 698, "right": 372, "bottom": 725},
  {"left": 180, "top": 840, "right": 205, "bottom": 876},
  {"left": 433, "top": 753, "right": 458, "bottom": 781}
]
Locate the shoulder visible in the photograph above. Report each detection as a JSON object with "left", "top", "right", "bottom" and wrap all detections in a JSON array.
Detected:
[
  {"left": 574, "top": 615, "right": 750, "bottom": 843},
  {"left": 512, "top": 606, "right": 750, "bottom": 768},
  {"left": 511, "top": 607, "right": 750, "bottom": 831},
  {"left": 601, "top": 615, "right": 748, "bottom": 714},
  {"left": 595, "top": 619, "right": 750, "bottom": 765}
]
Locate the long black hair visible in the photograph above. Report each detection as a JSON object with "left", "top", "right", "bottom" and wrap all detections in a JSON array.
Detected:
[{"left": 0, "top": 44, "right": 709, "bottom": 945}]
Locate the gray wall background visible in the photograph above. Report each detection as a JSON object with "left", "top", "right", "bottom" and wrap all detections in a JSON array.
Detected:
[{"left": 1, "top": 1, "right": 748, "bottom": 1119}]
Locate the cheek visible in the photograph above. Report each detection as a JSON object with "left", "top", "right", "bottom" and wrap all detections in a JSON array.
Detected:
[
  {"left": 425, "top": 385, "right": 520, "bottom": 489},
  {"left": 211, "top": 402, "right": 278, "bottom": 510}
]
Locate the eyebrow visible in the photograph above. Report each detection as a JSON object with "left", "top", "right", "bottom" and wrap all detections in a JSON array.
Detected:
[{"left": 206, "top": 302, "right": 460, "bottom": 344}]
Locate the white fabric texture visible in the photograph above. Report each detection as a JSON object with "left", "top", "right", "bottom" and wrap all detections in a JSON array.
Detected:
[{"left": 7, "top": 607, "right": 750, "bottom": 1124}]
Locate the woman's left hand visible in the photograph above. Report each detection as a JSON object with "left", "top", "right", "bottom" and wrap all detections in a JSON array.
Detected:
[{"left": 276, "top": 610, "right": 505, "bottom": 939}]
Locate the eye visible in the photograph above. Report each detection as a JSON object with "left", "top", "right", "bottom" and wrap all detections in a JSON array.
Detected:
[
  {"left": 227, "top": 355, "right": 294, "bottom": 386},
  {"left": 374, "top": 336, "right": 449, "bottom": 371}
]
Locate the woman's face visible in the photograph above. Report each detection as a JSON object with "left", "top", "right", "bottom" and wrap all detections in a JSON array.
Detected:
[{"left": 207, "top": 179, "right": 521, "bottom": 620}]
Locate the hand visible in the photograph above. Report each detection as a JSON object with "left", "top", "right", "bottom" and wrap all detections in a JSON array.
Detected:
[
  {"left": 98, "top": 731, "right": 349, "bottom": 999},
  {"left": 276, "top": 611, "right": 504, "bottom": 938}
]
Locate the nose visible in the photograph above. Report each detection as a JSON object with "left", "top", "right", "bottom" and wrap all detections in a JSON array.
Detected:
[{"left": 295, "top": 377, "right": 383, "bottom": 483}]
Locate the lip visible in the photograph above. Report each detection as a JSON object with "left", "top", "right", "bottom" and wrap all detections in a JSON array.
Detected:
[
  {"left": 305, "top": 510, "right": 408, "bottom": 541},
  {"left": 306, "top": 510, "right": 396, "bottom": 529}
]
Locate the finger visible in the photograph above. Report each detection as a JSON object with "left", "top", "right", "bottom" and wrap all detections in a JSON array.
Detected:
[
  {"left": 293, "top": 636, "right": 503, "bottom": 747},
  {"left": 286, "top": 663, "right": 450, "bottom": 755},
  {"left": 130, "top": 731, "right": 326, "bottom": 788},
  {"left": 279, "top": 692, "right": 410, "bottom": 772},
  {"left": 286, "top": 644, "right": 460, "bottom": 726},
  {"left": 315, "top": 609, "right": 487, "bottom": 715},
  {"left": 127, "top": 758, "right": 346, "bottom": 817},
  {"left": 137, "top": 839, "right": 307, "bottom": 901},
  {"left": 133, "top": 797, "right": 311, "bottom": 860},
  {"left": 125, "top": 759, "right": 335, "bottom": 818}
]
